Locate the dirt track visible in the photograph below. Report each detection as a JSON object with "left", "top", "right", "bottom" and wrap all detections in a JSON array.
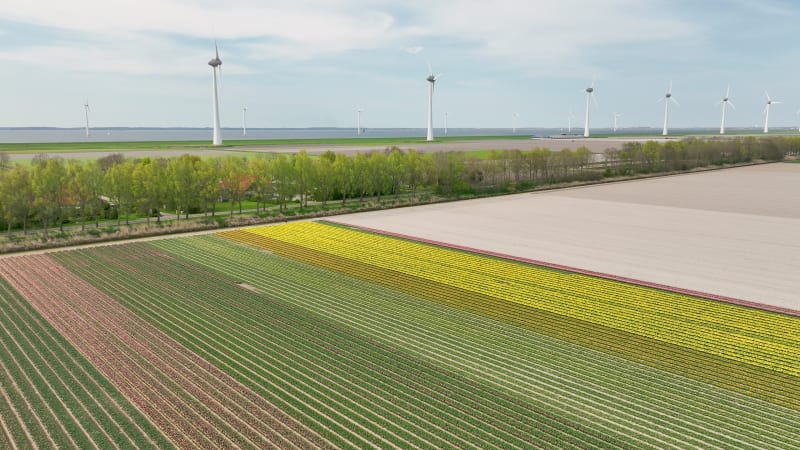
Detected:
[{"left": 332, "top": 163, "right": 800, "bottom": 311}]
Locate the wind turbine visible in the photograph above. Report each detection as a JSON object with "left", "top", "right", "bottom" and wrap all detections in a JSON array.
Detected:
[
  {"left": 613, "top": 112, "right": 622, "bottom": 132},
  {"left": 567, "top": 110, "right": 575, "bottom": 134},
  {"left": 356, "top": 108, "right": 363, "bottom": 136},
  {"left": 242, "top": 106, "right": 247, "bottom": 137},
  {"left": 513, "top": 113, "right": 519, "bottom": 134},
  {"left": 583, "top": 79, "right": 598, "bottom": 137},
  {"left": 83, "top": 100, "right": 90, "bottom": 137},
  {"left": 659, "top": 81, "right": 679, "bottom": 136},
  {"left": 208, "top": 41, "right": 223, "bottom": 146},
  {"left": 763, "top": 91, "right": 781, "bottom": 134},
  {"left": 426, "top": 61, "right": 442, "bottom": 141},
  {"left": 444, "top": 111, "right": 448, "bottom": 136},
  {"left": 718, "top": 84, "right": 735, "bottom": 135}
]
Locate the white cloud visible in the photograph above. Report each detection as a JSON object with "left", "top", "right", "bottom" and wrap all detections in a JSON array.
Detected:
[{"left": 404, "top": 46, "right": 424, "bottom": 55}]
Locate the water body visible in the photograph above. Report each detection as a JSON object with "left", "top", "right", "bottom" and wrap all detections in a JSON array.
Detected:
[{"left": 0, "top": 127, "right": 750, "bottom": 144}]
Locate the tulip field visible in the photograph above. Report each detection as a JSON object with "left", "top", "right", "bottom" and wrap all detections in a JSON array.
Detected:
[{"left": 1, "top": 220, "right": 799, "bottom": 449}]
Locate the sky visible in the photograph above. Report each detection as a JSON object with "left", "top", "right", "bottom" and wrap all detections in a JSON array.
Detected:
[{"left": 1, "top": 0, "right": 799, "bottom": 130}]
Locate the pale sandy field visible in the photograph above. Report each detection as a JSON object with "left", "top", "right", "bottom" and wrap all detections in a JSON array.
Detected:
[{"left": 332, "top": 163, "right": 800, "bottom": 312}]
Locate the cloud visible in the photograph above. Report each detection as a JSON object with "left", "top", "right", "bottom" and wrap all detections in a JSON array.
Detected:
[{"left": 0, "top": 0, "right": 699, "bottom": 76}]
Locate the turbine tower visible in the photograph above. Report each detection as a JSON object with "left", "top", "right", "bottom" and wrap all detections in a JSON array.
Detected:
[
  {"left": 567, "top": 110, "right": 575, "bottom": 134},
  {"left": 242, "top": 106, "right": 247, "bottom": 137},
  {"left": 659, "top": 81, "right": 679, "bottom": 136},
  {"left": 83, "top": 100, "right": 90, "bottom": 138},
  {"left": 513, "top": 113, "right": 519, "bottom": 134},
  {"left": 613, "top": 112, "right": 621, "bottom": 132},
  {"left": 444, "top": 111, "right": 448, "bottom": 136},
  {"left": 763, "top": 91, "right": 781, "bottom": 134},
  {"left": 718, "top": 84, "right": 735, "bottom": 135},
  {"left": 356, "top": 108, "right": 362, "bottom": 136},
  {"left": 583, "top": 79, "right": 598, "bottom": 137},
  {"left": 208, "top": 41, "right": 223, "bottom": 146},
  {"left": 426, "top": 62, "right": 442, "bottom": 141}
]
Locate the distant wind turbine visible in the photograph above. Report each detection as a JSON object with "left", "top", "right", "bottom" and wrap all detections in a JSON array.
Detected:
[
  {"left": 718, "top": 84, "right": 735, "bottom": 135},
  {"left": 583, "top": 79, "right": 598, "bottom": 137},
  {"left": 208, "top": 41, "right": 223, "bottom": 146},
  {"left": 567, "top": 110, "right": 575, "bottom": 134},
  {"left": 513, "top": 113, "right": 519, "bottom": 134},
  {"left": 426, "top": 61, "right": 442, "bottom": 141},
  {"left": 659, "top": 81, "right": 679, "bottom": 136},
  {"left": 763, "top": 91, "right": 781, "bottom": 134},
  {"left": 83, "top": 100, "right": 90, "bottom": 138},
  {"left": 242, "top": 106, "right": 247, "bottom": 137},
  {"left": 613, "top": 112, "right": 622, "bottom": 132},
  {"left": 444, "top": 112, "right": 448, "bottom": 136},
  {"left": 356, "top": 108, "right": 363, "bottom": 136}
]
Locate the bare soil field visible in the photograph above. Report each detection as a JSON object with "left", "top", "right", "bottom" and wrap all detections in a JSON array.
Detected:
[{"left": 332, "top": 163, "right": 800, "bottom": 312}]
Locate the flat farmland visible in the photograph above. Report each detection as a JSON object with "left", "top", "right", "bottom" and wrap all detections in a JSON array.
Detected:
[
  {"left": 1, "top": 163, "right": 799, "bottom": 448},
  {"left": 332, "top": 163, "right": 800, "bottom": 312}
]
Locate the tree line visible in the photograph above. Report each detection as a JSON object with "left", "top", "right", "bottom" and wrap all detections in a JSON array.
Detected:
[{"left": 0, "top": 136, "right": 792, "bottom": 239}]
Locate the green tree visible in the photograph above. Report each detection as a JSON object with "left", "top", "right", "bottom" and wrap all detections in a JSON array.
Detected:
[
  {"left": 68, "top": 160, "right": 103, "bottom": 230},
  {"left": 32, "top": 157, "right": 68, "bottom": 238},
  {"left": 220, "top": 156, "right": 249, "bottom": 216},
  {"left": 104, "top": 160, "right": 134, "bottom": 226},
  {"left": 248, "top": 157, "right": 273, "bottom": 214},
  {"left": 271, "top": 154, "right": 295, "bottom": 211},
  {"left": 333, "top": 153, "right": 354, "bottom": 206},
  {"left": 168, "top": 154, "right": 201, "bottom": 220},
  {"left": 293, "top": 149, "right": 312, "bottom": 207},
  {"left": 0, "top": 165, "right": 33, "bottom": 236}
]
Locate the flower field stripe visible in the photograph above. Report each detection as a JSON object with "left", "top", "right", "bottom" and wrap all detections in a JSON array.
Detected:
[
  {"left": 0, "top": 278, "right": 170, "bottom": 450},
  {"left": 0, "top": 255, "right": 321, "bottom": 450},
  {"left": 55, "top": 244, "right": 561, "bottom": 449},
  {"left": 218, "top": 225, "right": 800, "bottom": 412},
  {"left": 150, "top": 235, "right": 800, "bottom": 449},
  {"left": 230, "top": 222, "right": 800, "bottom": 376},
  {"left": 0, "top": 274, "right": 172, "bottom": 450}
]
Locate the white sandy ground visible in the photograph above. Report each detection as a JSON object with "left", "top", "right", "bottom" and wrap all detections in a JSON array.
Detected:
[{"left": 332, "top": 163, "right": 800, "bottom": 312}]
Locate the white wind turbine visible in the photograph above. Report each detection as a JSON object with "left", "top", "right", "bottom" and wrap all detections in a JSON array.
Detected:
[
  {"left": 583, "top": 79, "right": 598, "bottom": 137},
  {"left": 242, "top": 106, "right": 247, "bottom": 137},
  {"left": 718, "top": 84, "right": 735, "bottom": 135},
  {"left": 208, "top": 41, "right": 223, "bottom": 146},
  {"left": 613, "top": 112, "right": 622, "bottom": 132},
  {"left": 83, "top": 100, "right": 90, "bottom": 137},
  {"left": 659, "top": 81, "right": 679, "bottom": 136},
  {"left": 513, "top": 113, "right": 519, "bottom": 134},
  {"left": 763, "top": 91, "right": 781, "bottom": 134},
  {"left": 356, "top": 108, "right": 363, "bottom": 136},
  {"left": 567, "top": 110, "right": 575, "bottom": 134},
  {"left": 444, "top": 111, "right": 448, "bottom": 136},
  {"left": 426, "top": 61, "right": 442, "bottom": 141}
]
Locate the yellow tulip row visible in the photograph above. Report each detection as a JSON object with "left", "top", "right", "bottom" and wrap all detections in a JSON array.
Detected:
[{"left": 229, "top": 222, "right": 800, "bottom": 377}]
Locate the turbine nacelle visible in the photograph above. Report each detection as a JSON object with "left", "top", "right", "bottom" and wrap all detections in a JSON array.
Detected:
[{"left": 585, "top": 87, "right": 594, "bottom": 94}]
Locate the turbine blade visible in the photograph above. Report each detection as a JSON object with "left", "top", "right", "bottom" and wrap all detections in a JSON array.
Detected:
[
  {"left": 765, "top": 90, "right": 771, "bottom": 102},
  {"left": 773, "top": 101, "right": 783, "bottom": 105},
  {"left": 671, "top": 98, "right": 680, "bottom": 107},
  {"left": 657, "top": 96, "right": 664, "bottom": 103},
  {"left": 427, "top": 60, "right": 433, "bottom": 76},
  {"left": 668, "top": 80, "right": 673, "bottom": 94},
  {"left": 592, "top": 93, "right": 599, "bottom": 108},
  {"left": 728, "top": 100, "right": 736, "bottom": 110},
  {"left": 726, "top": 83, "right": 730, "bottom": 98}
]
